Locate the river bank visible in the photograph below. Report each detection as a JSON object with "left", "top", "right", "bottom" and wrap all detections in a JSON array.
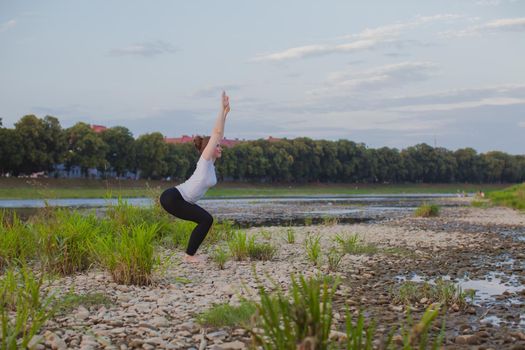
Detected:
[{"left": 29, "top": 204, "right": 525, "bottom": 349}]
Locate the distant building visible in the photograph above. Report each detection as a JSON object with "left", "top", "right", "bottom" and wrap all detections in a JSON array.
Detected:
[
  {"left": 164, "top": 135, "right": 242, "bottom": 148},
  {"left": 267, "top": 136, "right": 283, "bottom": 142},
  {"left": 91, "top": 124, "right": 107, "bottom": 133}
]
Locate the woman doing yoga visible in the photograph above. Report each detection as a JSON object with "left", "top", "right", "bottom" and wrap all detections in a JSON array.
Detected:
[{"left": 159, "top": 91, "right": 230, "bottom": 263}]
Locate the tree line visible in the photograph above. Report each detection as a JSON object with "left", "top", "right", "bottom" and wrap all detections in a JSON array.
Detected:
[{"left": 1, "top": 115, "right": 524, "bottom": 183}]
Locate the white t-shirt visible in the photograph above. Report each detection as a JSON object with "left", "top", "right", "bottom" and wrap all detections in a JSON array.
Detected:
[{"left": 176, "top": 156, "right": 217, "bottom": 203}]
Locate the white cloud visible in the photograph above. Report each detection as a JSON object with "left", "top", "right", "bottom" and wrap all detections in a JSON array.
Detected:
[
  {"left": 109, "top": 40, "right": 177, "bottom": 57},
  {"left": 441, "top": 17, "right": 525, "bottom": 37},
  {"left": 253, "top": 14, "right": 464, "bottom": 62},
  {"left": 519, "top": 121, "right": 525, "bottom": 127},
  {"left": 0, "top": 19, "right": 16, "bottom": 33},
  {"left": 392, "top": 97, "right": 525, "bottom": 112},
  {"left": 311, "top": 61, "right": 438, "bottom": 96}
]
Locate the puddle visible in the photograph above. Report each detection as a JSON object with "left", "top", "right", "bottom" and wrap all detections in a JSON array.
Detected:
[{"left": 395, "top": 272, "right": 525, "bottom": 303}]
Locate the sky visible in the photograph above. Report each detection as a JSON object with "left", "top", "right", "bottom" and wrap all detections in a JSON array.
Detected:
[{"left": 0, "top": 0, "right": 524, "bottom": 154}]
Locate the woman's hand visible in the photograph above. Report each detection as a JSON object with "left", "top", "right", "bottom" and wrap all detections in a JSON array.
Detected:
[{"left": 222, "top": 91, "right": 230, "bottom": 115}]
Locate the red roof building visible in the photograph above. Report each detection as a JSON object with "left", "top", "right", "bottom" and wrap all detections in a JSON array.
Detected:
[
  {"left": 91, "top": 125, "right": 107, "bottom": 133},
  {"left": 164, "top": 135, "right": 242, "bottom": 148}
]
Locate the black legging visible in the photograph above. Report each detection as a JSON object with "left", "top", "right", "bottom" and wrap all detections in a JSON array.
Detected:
[{"left": 159, "top": 187, "right": 213, "bottom": 256}]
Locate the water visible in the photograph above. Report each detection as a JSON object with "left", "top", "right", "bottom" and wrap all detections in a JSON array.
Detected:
[
  {"left": 0, "top": 194, "right": 461, "bottom": 226},
  {"left": 395, "top": 272, "right": 525, "bottom": 303}
]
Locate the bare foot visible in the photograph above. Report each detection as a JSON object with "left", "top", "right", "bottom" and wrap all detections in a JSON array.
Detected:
[{"left": 183, "top": 254, "right": 205, "bottom": 263}]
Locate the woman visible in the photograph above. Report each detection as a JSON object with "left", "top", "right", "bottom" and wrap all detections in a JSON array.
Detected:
[{"left": 160, "top": 91, "right": 230, "bottom": 263}]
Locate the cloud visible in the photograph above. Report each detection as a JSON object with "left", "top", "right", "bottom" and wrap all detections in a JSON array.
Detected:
[
  {"left": 252, "top": 14, "right": 464, "bottom": 62},
  {"left": 310, "top": 61, "right": 438, "bottom": 96},
  {"left": 0, "top": 19, "right": 16, "bottom": 33},
  {"left": 441, "top": 17, "right": 525, "bottom": 37},
  {"left": 109, "top": 40, "right": 177, "bottom": 57},
  {"left": 519, "top": 121, "right": 525, "bottom": 127}
]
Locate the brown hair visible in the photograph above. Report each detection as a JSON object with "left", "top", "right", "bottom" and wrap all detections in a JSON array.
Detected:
[{"left": 193, "top": 135, "right": 210, "bottom": 154}]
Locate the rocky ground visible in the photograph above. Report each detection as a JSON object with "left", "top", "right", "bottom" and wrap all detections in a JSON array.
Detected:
[{"left": 33, "top": 204, "right": 525, "bottom": 350}]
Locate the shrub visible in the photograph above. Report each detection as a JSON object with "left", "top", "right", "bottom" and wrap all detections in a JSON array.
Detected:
[{"left": 414, "top": 204, "right": 440, "bottom": 217}]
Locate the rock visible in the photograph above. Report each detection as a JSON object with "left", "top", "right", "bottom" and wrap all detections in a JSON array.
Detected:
[
  {"left": 510, "top": 332, "right": 525, "bottom": 341},
  {"left": 206, "top": 330, "right": 228, "bottom": 341},
  {"left": 75, "top": 306, "right": 90, "bottom": 320},
  {"left": 215, "top": 341, "right": 246, "bottom": 350},
  {"left": 455, "top": 334, "right": 480, "bottom": 345},
  {"left": 151, "top": 316, "right": 170, "bottom": 328},
  {"left": 27, "top": 335, "right": 44, "bottom": 350},
  {"left": 419, "top": 297, "right": 428, "bottom": 304},
  {"left": 329, "top": 330, "right": 347, "bottom": 342}
]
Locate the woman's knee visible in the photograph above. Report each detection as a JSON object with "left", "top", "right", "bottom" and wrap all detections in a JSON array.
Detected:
[{"left": 202, "top": 212, "right": 214, "bottom": 227}]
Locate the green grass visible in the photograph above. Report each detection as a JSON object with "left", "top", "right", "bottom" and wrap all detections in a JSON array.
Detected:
[
  {"left": 55, "top": 292, "right": 113, "bottom": 315},
  {"left": 0, "top": 178, "right": 511, "bottom": 199},
  {"left": 91, "top": 223, "right": 160, "bottom": 285},
  {"left": 414, "top": 204, "right": 440, "bottom": 217},
  {"left": 392, "top": 279, "right": 474, "bottom": 308},
  {"left": 211, "top": 246, "right": 229, "bottom": 269},
  {"left": 0, "top": 267, "right": 56, "bottom": 350},
  {"left": 196, "top": 301, "right": 256, "bottom": 327},
  {"left": 305, "top": 234, "right": 322, "bottom": 266},
  {"left": 488, "top": 183, "right": 525, "bottom": 210},
  {"left": 334, "top": 233, "right": 379, "bottom": 255},
  {"left": 247, "top": 237, "right": 277, "bottom": 261}
]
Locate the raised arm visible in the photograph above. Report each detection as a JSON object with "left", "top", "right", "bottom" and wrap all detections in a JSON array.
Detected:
[{"left": 202, "top": 91, "right": 230, "bottom": 161}]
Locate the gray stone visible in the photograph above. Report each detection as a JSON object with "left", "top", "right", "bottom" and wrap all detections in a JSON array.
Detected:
[
  {"left": 215, "top": 340, "right": 246, "bottom": 350},
  {"left": 206, "top": 330, "right": 228, "bottom": 340},
  {"left": 27, "top": 335, "right": 44, "bottom": 350}
]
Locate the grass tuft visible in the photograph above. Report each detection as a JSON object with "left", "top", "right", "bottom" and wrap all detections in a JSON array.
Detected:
[
  {"left": 414, "top": 204, "right": 440, "bottom": 217},
  {"left": 197, "top": 301, "right": 256, "bottom": 327}
]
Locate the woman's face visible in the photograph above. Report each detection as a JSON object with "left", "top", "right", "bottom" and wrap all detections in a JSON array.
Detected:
[{"left": 214, "top": 143, "right": 222, "bottom": 158}]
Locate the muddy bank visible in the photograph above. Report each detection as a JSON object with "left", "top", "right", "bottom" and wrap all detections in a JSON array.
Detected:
[{"left": 35, "top": 205, "right": 524, "bottom": 349}]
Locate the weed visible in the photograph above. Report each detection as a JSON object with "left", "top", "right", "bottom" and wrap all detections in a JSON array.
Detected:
[
  {"left": 284, "top": 227, "right": 295, "bottom": 244},
  {"left": 335, "top": 233, "right": 378, "bottom": 255},
  {"left": 0, "top": 267, "right": 56, "bottom": 349},
  {"left": 211, "top": 246, "right": 229, "bottom": 269},
  {"left": 197, "top": 301, "right": 256, "bottom": 327},
  {"left": 327, "top": 248, "right": 344, "bottom": 272},
  {"left": 247, "top": 237, "right": 277, "bottom": 261},
  {"left": 305, "top": 234, "right": 322, "bottom": 266},
  {"left": 228, "top": 231, "right": 249, "bottom": 261},
  {"left": 414, "top": 204, "right": 440, "bottom": 217}
]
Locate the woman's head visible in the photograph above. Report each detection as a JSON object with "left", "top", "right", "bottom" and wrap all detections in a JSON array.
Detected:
[{"left": 193, "top": 135, "right": 222, "bottom": 159}]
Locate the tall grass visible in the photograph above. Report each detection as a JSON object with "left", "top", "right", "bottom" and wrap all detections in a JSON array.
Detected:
[
  {"left": 249, "top": 273, "right": 446, "bottom": 349},
  {"left": 488, "top": 183, "right": 525, "bottom": 210},
  {"left": 36, "top": 209, "right": 99, "bottom": 275},
  {"left": 0, "top": 267, "right": 56, "bottom": 350},
  {"left": 0, "top": 211, "right": 35, "bottom": 270},
  {"left": 250, "top": 274, "right": 337, "bottom": 350},
  {"left": 91, "top": 223, "right": 160, "bottom": 285}
]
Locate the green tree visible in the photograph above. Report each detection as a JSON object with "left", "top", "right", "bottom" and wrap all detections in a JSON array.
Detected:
[
  {"left": 135, "top": 132, "right": 168, "bottom": 179},
  {"left": 165, "top": 143, "right": 196, "bottom": 181},
  {"left": 14, "top": 115, "right": 64, "bottom": 175},
  {"left": 100, "top": 126, "right": 136, "bottom": 177},
  {"left": 65, "top": 122, "right": 108, "bottom": 177}
]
